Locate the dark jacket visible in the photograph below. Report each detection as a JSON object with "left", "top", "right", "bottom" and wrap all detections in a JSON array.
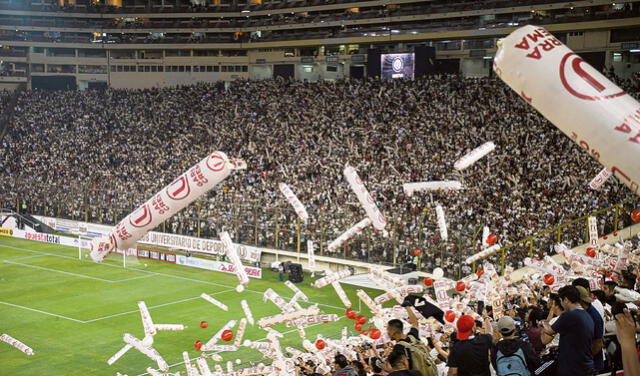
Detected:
[{"left": 491, "top": 338, "right": 541, "bottom": 374}]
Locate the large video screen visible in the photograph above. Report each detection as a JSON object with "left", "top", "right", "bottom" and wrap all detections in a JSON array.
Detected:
[{"left": 381, "top": 53, "right": 415, "bottom": 80}]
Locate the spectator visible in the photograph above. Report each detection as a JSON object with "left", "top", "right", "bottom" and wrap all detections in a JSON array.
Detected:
[
  {"left": 572, "top": 280, "right": 605, "bottom": 372},
  {"left": 447, "top": 315, "right": 493, "bottom": 376},
  {"left": 541, "top": 285, "right": 594, "bottom": 376},
  {"left": 614, "top": 309, "right": 640, "bottom": 376},
  {"left": 491, "top": 316, "right": 540, "bottom": 376},
  {"left": 327, "top": 354, "right": 358, "bottom": 376},
  {"left": 386, "top": 350, "right": 423, "bottom": 376},
  {"left": 388, "top": 306, "right": 422, "bottom": 371}
]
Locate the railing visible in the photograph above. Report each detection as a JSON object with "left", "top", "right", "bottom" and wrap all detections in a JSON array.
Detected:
[{"left": 473, "top": 195, "right": 640, "bottom": 275}]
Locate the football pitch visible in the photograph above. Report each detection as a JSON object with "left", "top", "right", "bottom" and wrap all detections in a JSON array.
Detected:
[{"left": 0, "top": 237, "right": 380, "bottom": 376}]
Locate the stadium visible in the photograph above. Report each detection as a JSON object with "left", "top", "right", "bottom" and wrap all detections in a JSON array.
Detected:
[{"left": 0, "top": 0, "right": 639, "bottom": 375}]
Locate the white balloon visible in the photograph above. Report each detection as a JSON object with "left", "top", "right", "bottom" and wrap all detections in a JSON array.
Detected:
[{"left": 433, "top": 268, "right": 444, "bottom": 279}]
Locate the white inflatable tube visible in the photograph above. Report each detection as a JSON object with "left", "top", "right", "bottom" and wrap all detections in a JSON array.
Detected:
[
  {"left": 257, "top": 306, "right": 320, "bottom": 328},
  {"left": 202, "top": 320, "right": 236, "bottom": 351},
  {"left": 279, "top": 183, "right": 309, "bottom": 224},
  {"left": 436, "top": 205, "right": 448, "bottom": 241},
  {"left": 524, "top": 257, "right": 567, "bottom": 276},
  {"left": 369, "top": 268, "right": 405, "bottom": 287},
  {"left": 331, "top": 281, "right": 352, "bottom": 308},
  {"left": 327, "top": 218, "right": 372, "bottom": 252},
  {"left": 481, "top": 226, "right": 490, "bottom": 247},
  {"left": 220, "top": 231, "right": 249, "bottom": 289},
  {"left": 403, "top": 181, "right": 463, "bottom": 197},
  {"left": 313, "top": 269, "right": 352, "bottom": 288},
  {"left": 343, "top": 165, "right": 387, "bottom": 231},
  {"left": 285, "top": 314, "right": 340, "bottom": 327},
  {"left": 589, "top": 168, "right": 611, "bottom": 190},
  {"left": 465, "top": 244, "right": 501, "bottom": 264},
  {"left": 263, "top": 288, "right": 291, "bottom": 312},
  {"left": 154, "top": 324, "right": 184, "bottom": 331},
  {"left": 234, "top": 318, "right": 247, "bottom": 347},
  {"left": 0, "top": 334, "right": 34, "bottom": 355},
  {"left": 307, "top": 240, "right": 316, "bottom": 272},
  {"left": 122, "top": 333, "right": 168, "bottom": 371},
  {"left": 137, "top": 301, "right": 157, "bottom": 337},
  {"left": 107, "top": 344, "right": 132, "bottom": 365},
  {"left": 285, "top": 280, "right": 309, "bottom": 302},
  {"left": 241, "top": 299, "right": 255, "bottom": 326},
  {"left": 200, "top": 293, "right": 229, "bottom": 311},
  {"left": 356, "top": 289, "right": 382, "bottom": 316},
  {"left": 494, "top": 25, "right": 640, "bottom": 194},
  {"left": 454, "top": 142, "right": 496, "bottom": 171},
  {"left": 588, "top": 216, "right": 599, "bottom": 247},
  {"left": 90, "top": 151, "right": 244, "bottom": 261},
  {"left": 196, "top": 357, "right": 213, "bottom": 376}
]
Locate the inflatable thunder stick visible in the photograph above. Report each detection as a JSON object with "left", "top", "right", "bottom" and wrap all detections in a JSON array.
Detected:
[
  {"left": 494, "top": 25, "right": 640, "bottom": 194},
  {"left": 90, "top": 151, "right": 245, "bottom": 261}
]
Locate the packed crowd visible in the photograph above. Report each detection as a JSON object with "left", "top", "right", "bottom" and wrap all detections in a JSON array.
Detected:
[
  {"left": 1, "top": 75, "right": 639, "bottom": 276},
  {"left": 292, "top": 239, "right": 640, "bottom": 376}
]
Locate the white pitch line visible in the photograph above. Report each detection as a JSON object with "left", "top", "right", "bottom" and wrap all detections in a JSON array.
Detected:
[
  {"left": 113, "top": 274, "right": 157, "bottom": 283},
  {"left": 83, "top": 289, "right": 235, "bottom": 323},
  {"left": 0, "top": 301, "right": 85, "bottom": 323},
  {"left": 3, "top": 260, "right": 118, "bottom": 282},
  {"left": 2, "top": 254, "right": 46, "bottom": 261}
]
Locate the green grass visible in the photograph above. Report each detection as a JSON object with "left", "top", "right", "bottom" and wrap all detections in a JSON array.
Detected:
[{"left": 0, "top": 237, "right": 381, "bottom": 375}]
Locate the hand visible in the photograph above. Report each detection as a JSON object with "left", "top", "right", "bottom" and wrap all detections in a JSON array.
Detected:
[{"left": 615, "top": 309, "right": 638, "bottom": 349}]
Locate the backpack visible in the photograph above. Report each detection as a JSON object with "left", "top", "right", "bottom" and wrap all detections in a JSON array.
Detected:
[
  {"left": 396, "top": 335, "right": 438, "bottom": 376},
  {"left": 496, "top": 346, "right": 531, "bottom": 376}
]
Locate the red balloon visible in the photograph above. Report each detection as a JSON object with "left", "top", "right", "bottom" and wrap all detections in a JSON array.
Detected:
[
  {"left": 369, "top": 329, "right": 381, "bottom": 339},
  {"left": 354, "top": 323, "right": 363, "bottom": 331},
  {"left": 221, "top": 330, "right": 234, "bottom": 342},
  {"left": 455, "top": 281, "right": 466, "bottom": 292},
  {"left": 543, "top": 274, "right": 555, "bottom": 286},
  {"left": 476, "top": 268, "right": 484, "bottom": 277},
  {"left": 423, "top": 277, "right": 433, "bottom": 287},
  {"left": 357, "top": 315, "right": 367, "bottom": 325},
  {"left": 586, "top": 248, "right": 597, "bottom": 258},
  {"left": 632, "top": 210, "right": 640, "bottom": 223},
  {"left": 413, "top": 249, "right": 421, "bottom": 257},
  {"left": 445, "top": 310, "right": 456, "bottom": 323},
  {"left": 487, "top": 234, "right": 498, "bottom": 245},
  {"left": 199, "top": 321, "right": 208, "bottom": 329},
  {"left": 194, "top": 340, "right": 202, "bottom": 351},
  {"left": 345, "top": 308, "right": 356, "bottom": 319},
  {"left": 315, "top": 339, "right": 326, "bottom": 350}
]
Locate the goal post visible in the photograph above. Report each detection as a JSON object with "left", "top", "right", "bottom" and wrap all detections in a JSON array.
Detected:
[{"left": 77, "top": 235, "right": 140, "bottom": 269}]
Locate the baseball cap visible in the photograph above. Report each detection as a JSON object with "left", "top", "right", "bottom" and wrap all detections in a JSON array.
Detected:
[
  {"left": 497, "top": 316, "right": 516, "bottom": 335},
  {"left": 576, "top": 286, "right": 593, "bottom": 304},
  {"left": 456, "top": 315, "right": 475, "bottom": 340}
]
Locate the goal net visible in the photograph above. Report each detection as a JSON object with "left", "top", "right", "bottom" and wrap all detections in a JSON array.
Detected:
[{"left": 77, "top": 235, "right": 143, "bottom": 268}]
